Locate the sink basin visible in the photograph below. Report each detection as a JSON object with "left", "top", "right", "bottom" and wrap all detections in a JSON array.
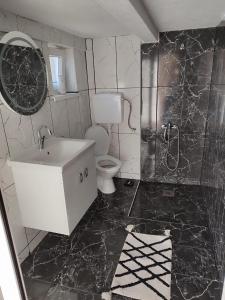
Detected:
[
  {"left": 9, "top": 137, "right": 97, "bottom": 235},
  {"left": 9, "top": 137, "right": 95, "bottom": 169}
]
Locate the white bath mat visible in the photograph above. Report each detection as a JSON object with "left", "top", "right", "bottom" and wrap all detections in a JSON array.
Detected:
[{"left": 107, "top": 230, "right": 172, "bottom": 300}]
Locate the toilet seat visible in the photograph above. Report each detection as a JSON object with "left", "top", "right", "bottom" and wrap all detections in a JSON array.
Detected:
[
  {"left": 96, "top": 155, "right": 121, "bottom": 174},
  {"left": 85, "top": 125, "right": 110, "bottom": 156},
  {"left": 85, "top": 125, "right": 122, "bottom": 194}
]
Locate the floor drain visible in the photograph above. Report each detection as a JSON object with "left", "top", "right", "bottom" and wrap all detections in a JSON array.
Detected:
[{"left": 162, "top": 189, "right": 175, "bottom": 197}]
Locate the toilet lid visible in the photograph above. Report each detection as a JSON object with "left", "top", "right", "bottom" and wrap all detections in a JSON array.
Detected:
[{"left": 85, "top": 125, "right": 110, "bottom": 155}]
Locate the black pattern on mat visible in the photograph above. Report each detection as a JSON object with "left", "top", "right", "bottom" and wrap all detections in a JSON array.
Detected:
[{"left": 111, "top": 232, "right": 172, "bottom": 300}]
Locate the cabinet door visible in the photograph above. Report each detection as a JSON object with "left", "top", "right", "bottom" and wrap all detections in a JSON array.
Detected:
[{"left": 63, "top": 148, "right": 97, "bottom": 234}]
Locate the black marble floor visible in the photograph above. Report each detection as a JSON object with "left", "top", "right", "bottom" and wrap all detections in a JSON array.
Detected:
[{"left": 21, "top": 179, "right": 223, "bottom": 300}]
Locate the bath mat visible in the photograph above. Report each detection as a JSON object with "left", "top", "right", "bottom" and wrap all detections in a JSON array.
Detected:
[{"left": 102, "top": 226, "right": 172, "bottom": 300}]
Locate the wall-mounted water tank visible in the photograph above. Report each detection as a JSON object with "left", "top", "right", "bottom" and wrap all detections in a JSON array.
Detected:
[{"left": 92, "top": 93, "right": 123, "bottom": 123}]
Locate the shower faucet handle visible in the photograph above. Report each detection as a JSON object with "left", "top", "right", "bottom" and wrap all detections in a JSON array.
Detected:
[{"left": 161, "top": 122, "right": 177, "bottom": 129}]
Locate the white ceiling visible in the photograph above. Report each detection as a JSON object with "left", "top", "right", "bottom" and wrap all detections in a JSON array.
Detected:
[
  {"left": 0, "top": 0, "right": 131, "bottom": 37},
  {"left": 1, "top": 0, "right": 225, "bottom": 40},
  {"left": 143, "top": 0, "right": 225, "bottom": 31}
]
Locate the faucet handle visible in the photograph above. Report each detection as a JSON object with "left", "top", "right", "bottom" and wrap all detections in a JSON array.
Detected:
[
  {"left": 47, "top": 128, "right": 52, "bottom": 136},
  {"left": 38, "top": 125, "right": 52, "bottom": 138}
]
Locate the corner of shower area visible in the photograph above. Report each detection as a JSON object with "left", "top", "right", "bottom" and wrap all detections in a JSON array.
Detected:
[{"left": 139, "top": 26, "right": 225, "bottom": 291}]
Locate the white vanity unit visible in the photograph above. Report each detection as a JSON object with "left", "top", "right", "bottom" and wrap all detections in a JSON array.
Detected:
[{"left": 8, "top": 137, "right": 97, "bottom": 235}]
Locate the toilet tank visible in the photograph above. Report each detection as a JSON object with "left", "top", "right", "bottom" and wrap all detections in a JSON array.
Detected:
[{"left": 92, "top": 93, "right": 123, "bottom": 123}]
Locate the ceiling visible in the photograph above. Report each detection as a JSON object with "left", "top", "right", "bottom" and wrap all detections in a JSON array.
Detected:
[
  {"left": 143, "top": 0, "right": 225, "bottom": 31},
  {"left": 0, "top": 0, "right": 225, "bottom": 42},
  {"left": 0, "top": 0, "right": 131, "bottom": 37}
]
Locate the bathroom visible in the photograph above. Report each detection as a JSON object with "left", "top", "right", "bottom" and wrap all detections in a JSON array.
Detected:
[{"left": 0, "top": 1, "right": 225, "bottom": 299}]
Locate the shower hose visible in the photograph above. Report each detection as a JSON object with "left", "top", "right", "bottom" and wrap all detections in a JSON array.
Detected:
[{"left": 163, "top": 124, "right": 180, "bottom": 172}]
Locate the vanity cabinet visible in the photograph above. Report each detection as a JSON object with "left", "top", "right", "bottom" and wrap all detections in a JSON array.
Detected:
[{"left": 9, "top": 138, "right": 97, "bottom": 235}]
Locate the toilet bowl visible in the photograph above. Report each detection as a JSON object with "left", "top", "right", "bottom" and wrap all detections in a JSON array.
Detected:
[{"left": 85, "top": 125, "right": 121, "bottom": 194}]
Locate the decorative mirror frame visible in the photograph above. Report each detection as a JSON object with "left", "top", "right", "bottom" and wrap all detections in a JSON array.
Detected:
[{"left": 0, "top": 31, "right": 48, "bottom": 115}]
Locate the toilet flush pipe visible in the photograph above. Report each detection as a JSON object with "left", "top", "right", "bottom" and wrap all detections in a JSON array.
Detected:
[
  {"left": 123, "top": 98, "right": 136, "bottom": 131},
  {"left": 107, "top": 124, "right": 112, "bottom": 141}
]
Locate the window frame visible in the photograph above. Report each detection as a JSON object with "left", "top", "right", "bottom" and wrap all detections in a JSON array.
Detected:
[{"left": 48, "top": 47, "right": 66, "bottom": 95}]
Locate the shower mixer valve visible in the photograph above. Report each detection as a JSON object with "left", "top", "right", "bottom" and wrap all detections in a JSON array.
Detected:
[
  {"left": 161, "top": 122, "right": 176, "bottom": 142},
  {"left": 161, "top": 122, "right": 177, "bottom": 129}
]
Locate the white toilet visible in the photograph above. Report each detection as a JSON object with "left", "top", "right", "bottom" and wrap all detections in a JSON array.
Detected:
[
  {"left": 85, "top": 125, "right": 121, "bottom": 194},
  {"left": 85, "top": 93, "right": 123, "bottom": 194}
]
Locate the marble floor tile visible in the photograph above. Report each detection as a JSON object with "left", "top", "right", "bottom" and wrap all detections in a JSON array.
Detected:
[
  {"left": 112, "top": 295, "right": 133, "bottom": 300},
  {"left": 24, "top": 278, "right": 50, "bottom": 300},
  {"left": 42, "top": 273, "right": 223, "bottom": 300},
  {"left": 22, "top": 179, "right": 222, "bottom": 300},
  {"left": 22, "top": 209, "right": 93, "bottom": 282},
  {"left": 128, "top": 219, "right": 213, "bottom": 249},
  {"left": 52, "top": 254, "right": 119, "bottom": 294},
  {"left": 171, "top": 274, "right": 222, "bottom": 300},
  {"left": 172, "top": 245, "right": 218, "bottom": 280},
  {"left": 130, "top": 181, "right": 208, "bottom": 226},
  {"left": 88, "top": 179, "right": 138, "bottom": 226},
  {"left": 45, "top": 285, "right": 101, "bottom": 300},
  {"left": 71, "top": 225, "right": 127, "bottom": 257},
  {"left": 22, "top": 233, "right": 75, "bottom": 283}
]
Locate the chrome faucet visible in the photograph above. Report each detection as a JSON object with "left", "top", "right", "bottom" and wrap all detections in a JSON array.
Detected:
[{"left": 37, "top": 125, "right": 52, "bottom": 150}]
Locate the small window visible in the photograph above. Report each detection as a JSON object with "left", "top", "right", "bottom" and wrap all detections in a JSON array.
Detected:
[
  {"left": 49, "top": 48, "right": 66, "bottom": 95},
  {"left": 48, "top": 45, "right": 78, "bottom": 98}
]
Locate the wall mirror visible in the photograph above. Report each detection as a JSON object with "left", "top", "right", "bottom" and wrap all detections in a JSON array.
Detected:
[{"left": 0, "top": 31, "right": 47, "bottom": 115}]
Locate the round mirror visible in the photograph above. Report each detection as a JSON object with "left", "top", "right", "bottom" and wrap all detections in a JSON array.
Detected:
[{"left": 0, "top": 31, "right": 47, "bottom": 115}]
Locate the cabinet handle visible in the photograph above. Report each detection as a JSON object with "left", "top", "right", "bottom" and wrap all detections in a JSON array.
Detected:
[
  {"left": 84, "top": 168, "right": 88, "bottom": 178},
  {"left": 80, "top": 173, "right": 83, "bottom": 183}
]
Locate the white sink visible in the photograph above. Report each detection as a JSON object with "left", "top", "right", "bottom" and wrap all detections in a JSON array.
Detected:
[
  {"left": 10, "top": 137, "right": 94, "bottom": 169},
  {"left": 9, "top": 137, "right": 97, "bottom": 235}
]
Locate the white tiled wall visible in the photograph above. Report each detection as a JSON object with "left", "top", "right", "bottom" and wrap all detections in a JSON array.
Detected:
[
  {"left": 86, "top": 36, "right": 141, "bottom": 179},
  {"left": 93, "top": 37, "right": 117, "bottom": 89},
  {"left": 0, "top": 287, "right": 4, "bottom": 300},
  {"left": 0, "top": 9, "right": 91, "bottom": 263},
  {"left": 116, "top": 36, "right": 141, "bottom": 88}
]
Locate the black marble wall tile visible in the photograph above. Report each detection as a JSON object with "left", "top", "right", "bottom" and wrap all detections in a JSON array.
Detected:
[
  {"left": 201, "top": 138, "right": 216, "bottom": 187},
  {"left": 158, "top": 29, "right": 215, "bottom": 87},
  {"left": 141, "top": 27, "right": 225, "bottom": 282},
  {"left": 141, "top": 129, "right": 156, "bottom": 181},
  {"left": 157, "top": 86, "right": 184, "bottom": 130},
  {"left": 141, "top": 87, "right": 157, "bottom": 130},
  {"left": 203, "top": 138, "right": 225, "bottom": 189},
  {"left": 154, "top": 133, "right": 204, "bottom": 185},
  {"left": 158, "top": 31, "right": 186, "bottom": 87},
  {"left": 141, "top": 27, "right": 216, "bottom": 184},
  {"left": 185, "top": 28, "right": 215, "bottom": 85},
  {"left": 212, "top": 27, "right": 225, "bottom": 84},
  {"left": 141, "top": 43, "right": 158, "bottom": 87},
  {"left": 181, "top": 85, "right": 210, "bottom": 134},
  {"left": 154, "top": 132, "right": 178, "bottom": 184},
  {"left": 207, "top": 85, "right": 225, "bottom": 138},
  {"left": 201, "top": 28, "right": 225, "bottom": 283},
  {"left": 141, "top": 86, "right": 157, "bottom": 180},
  {"left": 177, "top": 134, "right": 205, "bottom": 183}
]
